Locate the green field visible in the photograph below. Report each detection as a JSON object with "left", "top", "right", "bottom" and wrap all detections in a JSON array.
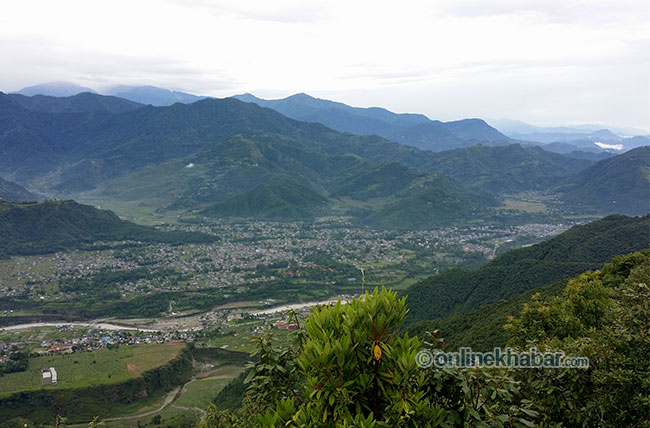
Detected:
[
  {"left": 0, "top": 342, "right": 185, "bottom": 397},
  {"left": 501, "top": 198, "right": 548, "bottom": 213},
  {"left": 175, "top": 364, "right": 246, "bottom": 409}
]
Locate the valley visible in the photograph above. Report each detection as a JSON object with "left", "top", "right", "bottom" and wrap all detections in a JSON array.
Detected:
[{"left": 0, "top": 83, "right": 647, "bottom": 428}]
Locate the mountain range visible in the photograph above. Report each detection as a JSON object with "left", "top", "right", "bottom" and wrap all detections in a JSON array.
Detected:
[
  {"left": 0, "top": 89, "right": 647, "bottom": 226},
  {"left": 14, "top": 82, "right": 97, "bottom": 97},
  {"left": 233, "top": 93, "right": 515, "bottom": 152},
  {"left": 487, "top": 118, "right": 649, "bottom": 153},
  {"left": 103, "top": 85, "right": 207, "bottom": 106},
  {"left": 12, "top": 82, "right": 205, "bottom": 106},
  {"left": 11, "top": 82, "right": 648, "bottom": 152}
]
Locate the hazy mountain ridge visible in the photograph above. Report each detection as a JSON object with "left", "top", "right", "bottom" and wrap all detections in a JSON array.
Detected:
[
  {"left": 104, "top": 85, "right": 207, "bottom": 106},
  {"left": 14, "top": 82, "right": 96, "bottom": 97},
  {"left": 12, "top": 82, "right": 205, "bottom": 107},
  {"left": 488, "top": 118, "right": 649, "bottom": 152},
  {"left": 7, "top": 92, "right": 144, "bottom": 113},
  {"left": 233, "top": 92, "right": 514, "bottom": 151}
]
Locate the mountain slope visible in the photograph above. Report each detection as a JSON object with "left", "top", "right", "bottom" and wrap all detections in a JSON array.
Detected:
[
  {"left": 361, "top": 174, "right": 495, "bottom": 229},
  {"left": 403, "top": 214, "right": 650, "bottom": 324},
  {"left": 425, "top": 144, "right": 593, "bottom": 193},
  {"left": 14, "top": 82, "right": 96, "bottom": 97},
  {"left": 559, "top": 146, "right": 650, "bottom": 215},
  {"left": 7, "top": 92, "right": 144, "bottom": 113},
  {"left": 200, "top": 175, "right": 328, "bottom": 219},
  {"left": 0, "top": 177, "right": 39, "bottom": 202},
  {"left": 92, "top": 133, "right": 492, "bottom": 227},
  {"left": 104, "top": 85, "right": 205, "bottom": 106},
  {"left": 405, "top": 247, "right": 650, "bottom": 352},
  {"left": 0, "top": 200, "right": 216, "bottom": 258},
  {"left": 234, "top": 92, "right": 429, "bottom": 133},
  {"left": 0, "top": 95, "right": 436, "bottom": 189}
]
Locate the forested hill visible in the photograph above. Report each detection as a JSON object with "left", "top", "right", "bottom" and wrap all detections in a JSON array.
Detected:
[
  {"left": 559, "top": 145, "right": 650, "bottom": 216},
  {"left": 403, "top": 214, "right": 650, "bottom": 324},
  {"left": 0, "top": 200, "right": 216, "bottom": 258}
]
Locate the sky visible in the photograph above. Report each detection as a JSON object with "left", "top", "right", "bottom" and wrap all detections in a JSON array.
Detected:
[{"left": 1, "top": 0, "right": 649, "bottom": 131}]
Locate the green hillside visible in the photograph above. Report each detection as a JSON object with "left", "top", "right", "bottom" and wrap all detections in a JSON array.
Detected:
[
  {"left": 403, "top": 214, "right": 650, "bottom": 324},
  {"left": 0, "top": 200, "right": 216, "bottom": 257},
  {"left": 91, "top": 133, "right": 494, "bottom": 227},
  {"left": 560, "top": 146, "right": 650, "bottom": 215},
  {"left": 330, "top": 162, "right": 425, "bottom": 199},
  {"left": 404, "top": 279, "right": 566, "bottom": 351},
  {"left": 200, "top": 175, "right": 328, "bottom": 219},
  {"left": 425, "top": 143, "right": 593, "bottom": 193},
  {"left": 362, "top": 174, "right": 496, "bottom": 229}
]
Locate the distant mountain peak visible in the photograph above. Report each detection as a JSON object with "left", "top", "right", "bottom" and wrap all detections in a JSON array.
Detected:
[
  {"left": 14, "top": 81, "right": 97, "bottom": 97},
  {"left": 103, "top": 85, "right": 205, "bottom": 106},
  {"left": 230, "top": 93, "right": 511, "bottom": 151}
]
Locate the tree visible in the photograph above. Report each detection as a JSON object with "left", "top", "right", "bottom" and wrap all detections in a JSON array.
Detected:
[
  {"left": 201, "top": 288, "right": 538, "bottom": 427},
  {"left": 506, "top": 249, "right": 650, "bottom": 427}
]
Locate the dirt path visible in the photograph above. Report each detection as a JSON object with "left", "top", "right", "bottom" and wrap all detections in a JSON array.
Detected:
[
  {"left": 100, "top": 384, "right": 184, "bottom": 424},
  {"left": 93, "top": 371, "right": 242, "bottom": 425}
]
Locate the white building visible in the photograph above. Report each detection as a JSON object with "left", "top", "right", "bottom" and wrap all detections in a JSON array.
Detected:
[{"left": 42, "top": 367, "right": 58, "bottom": 385}]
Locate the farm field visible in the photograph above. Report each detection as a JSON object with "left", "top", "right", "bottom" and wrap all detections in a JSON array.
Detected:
[
  {"left": 0, "top": 342, "right": 185, "bottom": 397},
  {"left": 98, "top": 358, "right": 248, "bottom": 427},
  {"left": 175, "top": 364, "right": 246, "bottom": 409}
]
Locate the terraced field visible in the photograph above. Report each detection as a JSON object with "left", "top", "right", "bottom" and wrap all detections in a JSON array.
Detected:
[{"left": 0, "top": 342, "right": 185, "bottom": 396}]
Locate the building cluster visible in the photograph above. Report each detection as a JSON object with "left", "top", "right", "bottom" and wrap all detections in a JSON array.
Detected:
[{"left": 1, "top": 328, "right": 196, "bottom": 361}]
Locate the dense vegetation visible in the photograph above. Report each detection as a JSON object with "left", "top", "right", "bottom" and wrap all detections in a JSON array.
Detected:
[
  {"left": 423, "top": 143, "right": 592, "bottom": 193},
  {"left": 197, "top": 250, "right": 649, "bottom": 427},
  {"left": 0, "top": 200, "right": 216, "bottom": 258},
  {"left": 200, "top": 289, "right": 540, "bottom": 427},
  {"left": 505, "top": 249, "right": 650, "bottom": 426},
  {"left": 559, "top": 145, "right": 650, "bottom": 215},
  {"left": 404, "top": 214, "right": 650, "bottom": 324},
  {"left": 0, "top": 352, "right": 29, "bottom": 376}
]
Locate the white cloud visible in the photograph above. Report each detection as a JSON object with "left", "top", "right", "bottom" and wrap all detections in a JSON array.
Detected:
[
  {"left": 0, "top": 0, "right": 648, "bottom": 129},
  {"left": 594, "top": 142, "right": 624, "bottom": 150}
]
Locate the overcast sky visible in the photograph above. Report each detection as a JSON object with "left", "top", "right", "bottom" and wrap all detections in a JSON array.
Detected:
[{"left": 1, "top": 0, "right": 648, "bottom": 131}]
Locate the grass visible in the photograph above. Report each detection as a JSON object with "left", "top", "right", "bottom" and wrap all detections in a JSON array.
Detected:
[
  {"left": 0, "top": 342, "right": 185, "bottom": 397},
  {"left": 175, "top": 365, "right": 246, "bottom": 409},
  {"left": 501, "top": 198, "right": 548, "bottom": 213}
]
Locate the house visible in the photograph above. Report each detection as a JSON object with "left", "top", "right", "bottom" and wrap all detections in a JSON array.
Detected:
[{"left": 42, "top": 367, "right": 58, "bottom": 385}]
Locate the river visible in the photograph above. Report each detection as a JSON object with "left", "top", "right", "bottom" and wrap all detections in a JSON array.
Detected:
[
  {"left": 251, "top": 295, "right": 355, "bottom": 315},
  {"left": 0, "top": 321, "right": 157, "bottom": 332}
]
